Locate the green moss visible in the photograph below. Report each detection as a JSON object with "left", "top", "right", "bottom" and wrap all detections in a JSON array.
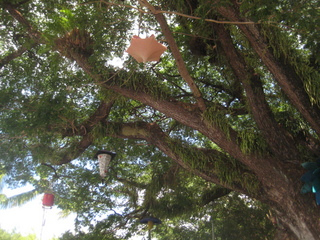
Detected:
[
  {"left": 202, "top": 105, "right": 231, "bottom": 139},
  {"left": 237, "top": 130, "right": 268, "bottom": 156},
  {"left": 169, "top": 140, "right": 209, "bottom": 170},
  {"left": 241, "top": 172, "right": 261, "bottom": 195},
  {"left": 167, "top": 138, "right": 260, "bottom": 194},
  {"left": 121, "top": 124, "right": 149, "bottom": 137}
]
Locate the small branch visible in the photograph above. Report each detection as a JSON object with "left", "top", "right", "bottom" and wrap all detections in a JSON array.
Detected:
[
  {"left": 0, "top": 43, "right": 37, "bottom": 69},
  {"left": 41, "top": 163, "right": 59, "bottom": 178}
]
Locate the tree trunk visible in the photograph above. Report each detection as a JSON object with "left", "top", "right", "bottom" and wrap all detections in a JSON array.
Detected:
[{"left": 260, "top": 169, "right": 320, "bottom": 240}]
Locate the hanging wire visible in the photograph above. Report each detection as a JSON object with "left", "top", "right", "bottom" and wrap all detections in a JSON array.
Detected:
[
  {"left": 39, "top": 177, "right": 55, "bottom": 240},
  {"left": 42, "top": 207, "right": 47, "bottom": 226},
  {"left": 138, "top": 10, "right": 142, "bottom": 36},
  {"left": 40, "top": 207, "right": 48, "bottom": 240}
]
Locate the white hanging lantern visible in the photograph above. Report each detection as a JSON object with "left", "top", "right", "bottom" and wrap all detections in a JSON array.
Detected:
[{"left": 95, "top": 150, "right": 116, "bottom": 178}]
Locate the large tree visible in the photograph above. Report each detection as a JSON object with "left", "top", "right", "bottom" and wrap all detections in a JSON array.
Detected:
[{"left": 1, "top": 0, "right": 319, "bottom": 239}]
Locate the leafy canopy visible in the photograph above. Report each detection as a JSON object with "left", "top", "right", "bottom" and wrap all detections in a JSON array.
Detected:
[{"left": 0, "top": 0, "right": 319, "bottom": 239}]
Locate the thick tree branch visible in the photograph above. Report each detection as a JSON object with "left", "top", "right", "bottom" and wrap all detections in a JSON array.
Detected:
[
  {"left": 3, "top": 2, "right": 320, "bottom": 238},
  {"left": 54, "top": 37, "right": 301, "bottom": 207},
  {"left": 4, "top": 0, "right": 242, "bottom": 171},
  {"left": 5, "top": 5, "right": 307, "bottom": 225},
  {"left": 217, "top": 5, "right": 320, "bottom": 137},
  {"left": 66, "top": 53, "right": 292, "bottom": 198},
  {"left": 107, "top": 121, "right": 259, "bottom": 196},
  {"left": 213, "top": 23, "right": 300, "bottom": 161}
]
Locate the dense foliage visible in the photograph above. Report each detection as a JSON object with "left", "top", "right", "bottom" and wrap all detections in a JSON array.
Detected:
[{"left": 1, "top": 0, "right": 319, "bottom": 239}]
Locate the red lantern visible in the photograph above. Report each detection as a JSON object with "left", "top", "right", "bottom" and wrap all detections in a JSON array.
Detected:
[{"left": 42, "top": 193, "right": 54, "bottom": 208}]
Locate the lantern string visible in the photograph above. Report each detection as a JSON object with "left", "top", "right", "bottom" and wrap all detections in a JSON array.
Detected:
[
  {"left": 40, "top": 207, "right": 47, "bottom": 240},
  {"left": 42, "top": 207, "right": 47, "bottom": 226},
  {"left": 138, "top": 10, "right": 150, "bottom": 71},
  {"left": 138, "top": 11, "right": 142, "bottom": 37}
]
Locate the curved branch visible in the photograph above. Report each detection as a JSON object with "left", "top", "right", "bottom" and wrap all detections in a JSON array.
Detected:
[
  {"left": 56, "top": 100, "right": 115, "bottom": 165},
  {"left": 107, "top": 121, "right": 254, "bottom": 195},
  {"left": 62, "top": 100, "right": 115, "bottom": 137}
]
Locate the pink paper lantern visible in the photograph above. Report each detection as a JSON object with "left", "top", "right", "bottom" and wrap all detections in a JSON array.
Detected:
[{"left": 126, "top": 35, "right": 167, "bottom": 63}]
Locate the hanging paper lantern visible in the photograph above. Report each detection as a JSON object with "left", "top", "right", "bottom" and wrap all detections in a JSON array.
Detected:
[
  {"left": 300, "top": 158, "right": 320, "bottom": 205},
  {"left": 125, "top": 35, "right": 167, "bottom": 63},
  {"left": 95, "top": 150, "right": 116, "bottom": 178},
  {"left": 42, "top": 193, "right": 54, "bottom": 208}
]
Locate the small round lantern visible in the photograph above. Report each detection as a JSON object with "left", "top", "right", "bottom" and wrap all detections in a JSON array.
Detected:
[{"left": 42, "top": 193, "right": 54, "bottom": 208}]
